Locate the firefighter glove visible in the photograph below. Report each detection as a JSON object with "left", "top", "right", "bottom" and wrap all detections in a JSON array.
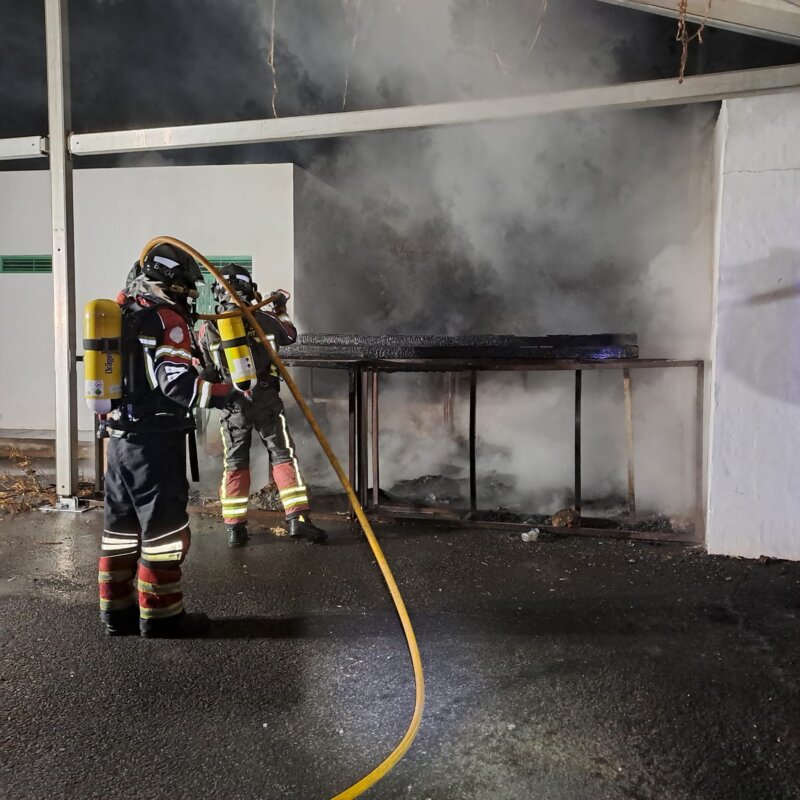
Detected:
[{"left": 271, "top": 289, "right": 290, "bottom": 312}]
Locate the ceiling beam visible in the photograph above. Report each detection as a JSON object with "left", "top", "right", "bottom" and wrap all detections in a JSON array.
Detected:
[
  {"left": 0, "top": 136, "right": 48, "bottom": 160},
  {"left": 69, "top": 63, "right": 800, "bottom": 157},
  {"left": 596, "top": 0, "right": 800, "bottom": 44}
]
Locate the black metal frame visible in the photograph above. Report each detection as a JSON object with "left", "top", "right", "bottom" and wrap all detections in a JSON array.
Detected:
[{"left": 284, "top": 356, "right": 706, "bottom": 543}]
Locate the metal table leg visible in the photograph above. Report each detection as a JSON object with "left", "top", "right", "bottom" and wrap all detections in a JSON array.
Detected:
[
  {"left": 469, "top": 370, "right": 477, "bottom": 516},
  {"left": 348, "top": 366, "right": 357, "bottom": 520},
  {"left": 357, "top": 366, "right": 369, "bottom": 509},
  {"left": 444, "top": 373, "right": 456, "bottom": 434},
  {"left": 623, "top": 368, "right": 636, "bottom": 517},
  {"left": 574, "top": 370, "right": 582, "bottom": 516},
  {"left": 371, "top": 370, "right": 380, "bottom": 510},
  {"left": 695, "top": 361, "right": 706, "bottom": 541}
]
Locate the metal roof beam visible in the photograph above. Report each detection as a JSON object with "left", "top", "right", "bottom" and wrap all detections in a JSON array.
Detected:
[
  {"left": 70, "top": 63, "right": 800, "bottom": 157},
  {"left": 0, "top": 136, "right": 48, "bottom": 160},
  {"left": 596, "top": 0, "right": 800, "bottom": 44}
]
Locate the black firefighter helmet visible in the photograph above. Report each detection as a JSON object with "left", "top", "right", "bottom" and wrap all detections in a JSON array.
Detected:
[
  {"left": 141, "top": 243, "right": 203, "bottom": 300},
  {"left": 211, "top": 263, "right": 259, "bottom": 310}
]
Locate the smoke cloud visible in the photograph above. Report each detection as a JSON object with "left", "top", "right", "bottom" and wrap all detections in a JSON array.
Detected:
[{"left": 283, "top": 1, "right": 717, "bottom": 520}]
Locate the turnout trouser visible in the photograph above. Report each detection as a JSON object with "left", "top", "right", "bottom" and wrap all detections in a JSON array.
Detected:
[
  {"left": 220, "top": 384, "right": 310, "bottom": 526},
  {"left": 98, "top": 431, "right": 191, "bottom": 628}
]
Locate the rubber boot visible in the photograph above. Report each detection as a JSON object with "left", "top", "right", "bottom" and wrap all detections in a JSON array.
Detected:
[
  {"left": 140, "top": 611, "right": 211, "bottom": 639},
  {"left": 103, "top": 607, "right": 140, "bottom": 637},
  {"left": 287, "top": 514, "right": 328, "bottom": 543},
  {"left": 227, "top": 523, "right": 249, "bottom": 548}
]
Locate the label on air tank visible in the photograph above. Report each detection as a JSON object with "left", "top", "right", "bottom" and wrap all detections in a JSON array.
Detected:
[
  {"left": 232, "top": 356, "right": 255, "bottom": 380},
  {"left": 85, "top": 380, "right": 104, "bottom": 398}
]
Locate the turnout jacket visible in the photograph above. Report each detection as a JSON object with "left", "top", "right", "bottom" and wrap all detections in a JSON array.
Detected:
[
  {"left": 107, "top": 302, "right": 231, "bottom": 434},
  {"left": 198, "top": 308, "right": 297, "bottom": 387}
]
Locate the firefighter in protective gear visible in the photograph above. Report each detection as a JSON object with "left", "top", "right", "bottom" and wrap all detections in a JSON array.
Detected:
[
  {"left": 98, "top": 244, "right": 233, "bottom": 638},
  {"left": 198, "top": 264, "right": 327, "bottom": 547}
]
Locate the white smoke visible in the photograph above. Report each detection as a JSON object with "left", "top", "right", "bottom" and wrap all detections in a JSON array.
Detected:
[{"left": 281, "top": 1, "right": 715, "bottom": 520}]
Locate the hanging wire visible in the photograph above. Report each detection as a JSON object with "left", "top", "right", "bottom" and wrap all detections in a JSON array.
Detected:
[
  {"left": 485, "top": 0, "right": 549, "bottom": 77},
  {"left": 341, "top": 0, "right": 363, "bottom": 111},
  {"left": 676, "top": 0, "right": 714, "bottom": 83},
  {"left": 267, "top": 0, "right": 279, "bottom": 117}
]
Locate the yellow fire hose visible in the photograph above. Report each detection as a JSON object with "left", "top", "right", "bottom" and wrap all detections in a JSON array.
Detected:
[{"left": 140, "top": 237, "right": 424, "bottom": 800}]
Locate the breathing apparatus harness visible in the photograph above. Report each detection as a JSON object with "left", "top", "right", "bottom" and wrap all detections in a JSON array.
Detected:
[{"left": 84, "top": 247, "right": 207, "bottom": 483}]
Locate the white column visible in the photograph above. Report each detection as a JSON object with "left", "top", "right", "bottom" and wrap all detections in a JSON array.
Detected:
[{"left": 45, "top": 0, "right": 78, "bottom": 499}]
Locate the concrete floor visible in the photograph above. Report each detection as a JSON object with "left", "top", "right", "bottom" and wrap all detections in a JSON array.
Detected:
[{"left": 1, "top": 512, "right": 799, "bottom": 800}]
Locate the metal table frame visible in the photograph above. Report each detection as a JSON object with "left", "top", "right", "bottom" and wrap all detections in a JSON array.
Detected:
[{"left": 284, "top": 357, "right": 706, "bottom": 543}]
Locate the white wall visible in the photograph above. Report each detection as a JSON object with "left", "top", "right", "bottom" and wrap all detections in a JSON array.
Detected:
[
  {"left": 0, "top": 171, "right": 54, "bottom": 430},
  {"left": 707, "top": 91, "right": 800, "bottom": 560},
  {"left": 0, "top": 163, "right": 295, "bottom": 431}
]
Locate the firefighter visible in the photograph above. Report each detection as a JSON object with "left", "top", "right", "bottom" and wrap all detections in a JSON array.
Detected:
[
  {"left": 197, "top": 264, "right": 327, "bottom": 548},
  {"left": 98, "top": 244, "right": 233, "bottom": 638}
]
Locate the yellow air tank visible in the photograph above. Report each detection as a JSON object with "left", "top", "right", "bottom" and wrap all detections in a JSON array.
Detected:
[
  {"left": 83, "top": 299, "right": 122, "bottom": 414},
  {"left": 218, "top": 315, "right": 257, "bottom": 392}
]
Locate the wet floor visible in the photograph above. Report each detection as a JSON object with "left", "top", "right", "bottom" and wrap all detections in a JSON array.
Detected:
[{"left": 1, "top": 511, "right": 799, "bottom": 800}]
